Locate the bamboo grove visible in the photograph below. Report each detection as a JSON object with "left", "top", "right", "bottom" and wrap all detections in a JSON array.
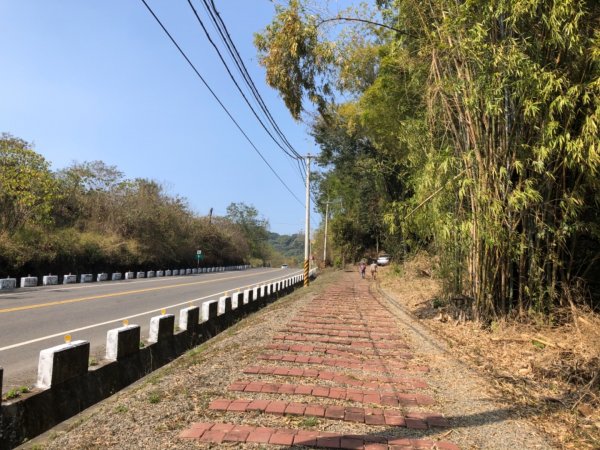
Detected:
[{"left": 256, "top": 0, "right": 600, "bottom": 320}]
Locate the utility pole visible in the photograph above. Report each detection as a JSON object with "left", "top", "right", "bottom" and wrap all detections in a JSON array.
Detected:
[
  {"left": 323, "top": 199, "right": 329, "bottom": 264},
  {"left": 322, "top": 198, "right": 340, "bottom": 266},
  {"left": 304, "top": 154, "right": 312, "bottom": 287}
]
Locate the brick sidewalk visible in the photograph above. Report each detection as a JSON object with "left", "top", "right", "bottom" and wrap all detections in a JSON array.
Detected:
[{"left": 179, "top": 275, "right": 459, "bottom": 449}]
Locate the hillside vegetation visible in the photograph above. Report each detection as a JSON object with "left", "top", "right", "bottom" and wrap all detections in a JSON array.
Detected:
[{"left": 0, "top": 133, "right": 274, "bottom": 278}]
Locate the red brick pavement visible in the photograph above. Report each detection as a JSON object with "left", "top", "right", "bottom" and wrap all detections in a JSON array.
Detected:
[
  {"left": 178, "top": 275, "right": 459, "bottom": 449},
  {"left": 227, "top": 380, "right": 434, "bottom": 406},
  {"left": 180, "top": 422, "right": 460, "bottom": 449}
]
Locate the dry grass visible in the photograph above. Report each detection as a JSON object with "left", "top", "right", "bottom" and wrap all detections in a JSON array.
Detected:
[{"left": 379, "top": 253, "right": 600, "bottom": 449}]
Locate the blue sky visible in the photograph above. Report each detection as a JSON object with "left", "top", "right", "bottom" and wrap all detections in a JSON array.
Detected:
[{"left": 0, "top": 1, "right": 327, "bottom": 235}]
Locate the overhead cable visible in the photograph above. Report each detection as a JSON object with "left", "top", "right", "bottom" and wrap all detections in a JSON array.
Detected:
[{"left": 139, "top": 0, "right": 304, "bottom": 206}]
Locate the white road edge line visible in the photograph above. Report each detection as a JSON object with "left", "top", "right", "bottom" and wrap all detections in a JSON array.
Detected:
[{"left": 0, "top": 271, "right": 303, "bottom": 353}]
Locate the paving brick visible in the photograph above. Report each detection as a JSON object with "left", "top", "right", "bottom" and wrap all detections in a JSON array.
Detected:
[
  {"left": 317, "top": 371, "right": 335, "bottom": 380},
  {"left": 305, "top": 404, "right": 326, "bottom": 417},
  {"left": 247, "top": 399, "right": 270, "bottom": 411},
  {"left": 227, "top": 400, "right": 250, "bottom": 412},
  {"left": 364, "top": 444, "right": 387, "bottom": 450},
  {"left": 211, "top": 423, "right": 235, "bottom": 432},
  {"left": 179, "top": 428, "right": 206, "bottom": 439},
  {"left": 199, "top": 430, "right": 226, "bottom": 443},
  {"left": 410, "top": 439, "right": 436, "bottom": 449},
  {"left": 363, "top": 393, "right": 381, "bottom": 404},
  {"left": 388, "top": 437, "right": 412, "bottom": 446},
  {"left": 294, "top": 430, "right": 318, "bottom": 446},
  {"left": 426, "top": 415, "right": 450, "bottom": 427},
  {"left": 344, "top": 410, "right": 365, "bottom": 423},
  {"left": 405, "top": 417, "right": 428, "bottom": 429},
  {"left": 265, "top": 400, "right": 287, "bottom": 415},
  {"left": 244, "top": 381, "right": 264, "bottom": 392},
  {"left": 329, "top": 387, "right": 347, "bottom": 399},
  {"left": 285, "top": 402, "right": 306, "bottom": 415},
  {"left": 246, "top": 428, "right": 272, "bottom": 443},
  {"left": 303, "top": 368, "right": 320, "bottom": 377},
  {"left": 324, "top": 406, "right": 346, "bottom": 420},
  {"left": 261, "top": 383, "right": 280, "bottom": 393},
  {"left": 227, "top": 381, "right": 247, "bottom": 392},
  {"left": 340, "top": 436, "right": 365, "bottom": 449},
  {"left": 269, "top": 430, "right": 296, "bottom": 446},
  {"left": 208, "top": 399, "right": 231, "bottom": 411},
  {"left": 243, "top": 366, "right": 260, "bottom": 374},
  {"left": 364, "top": 414, "right": 386, "bottom": 425},
  {"left": 273, "top": 367, "right": 290, "bottom": 376},
  {"left": 384, "top": 414, "right": 407, "bottom": 426},
  {"left": 278, "top": 383, "right": 297, "bottom": 394},
  {"left": 312, "top": 386, "right": 330, "bottom": 397},
  {"left": 223, "top": 428, "right": 250, "bottom": 442},
  {"left": 288, "top": 367, "right": 304, "bottom": 376},
  {"left": 316, "top": 434, "right": 342, "bottom": 448},
  {"left": 294, "top": 384, "right": 313, "bottom": 395}
]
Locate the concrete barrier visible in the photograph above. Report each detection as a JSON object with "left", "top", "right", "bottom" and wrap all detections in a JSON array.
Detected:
[
  {"left": 172, "top": 269, "right": 179, "bottom": 276},
  {"left": 43, "top": 275, "right": 58, "bottom": 286},
  {"left": 253, "top": 286, "right": 260, "bottom": 302},
  {"left": 186, "top": 269, "right": 192, "bottom": 275},
  {"left": 157, "top": 270, "right": 164, "bottom": 277},
  {"left": 80, "top": 274, "right": 93, "bottom": 283},
  {"left": 97, "top": 273, "right": 108, "bottom": 282},
  {"left": 106, "top": 325, "right": 141, "bottom": 361},
  {"left": 201, "top": 300, "right": 218, "bottom": 322},
  {"left": 148, "top": 314, "right": 174, "bottom": 343},
  {"left": 125, "top": 272, "right": 135, "bottom": 280},
  {"left": 192, "top": 268, "right": 198, "bottom": 274},
  {"left": 147, "top": 270, "right": 155, "bottom": 278},
  {"left": 0, "top": 268, "right": 316, "bottom": 448},
  {"left": 112, "top": 273, "right": 122, "bottom": 281},
  {"left": 232, "top": 292, "right": 243, "bottom": 309},
  {"left": 165, "top": 269, "right": 172, "bottom": 276},
  {"left": 36, "top": 340, "right": 90, "bottom": 389},
  {"left": 218, "top": 295, "right": 232, "bottom": 315},
  {"left": 20, "top": 276, "right": 38, "bottom": 288},
  {"left": 136, "top": 271, "right": 145, "bottom": 279},
  {"left": 63, "top": 274, "right": 77, "bottom": 284},
  {"left": 179, "top": 306, "right": 199, "bottom": 331},
  {"left": 243, "top": 289, "right": 252, "bottom": 305},
  {"left": 0, "top": 278, "right": 17, "bottom": 290}
]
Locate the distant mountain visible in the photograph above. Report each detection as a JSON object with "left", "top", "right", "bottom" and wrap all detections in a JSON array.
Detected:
[{"left": 267, "top": 231, "right": 304, "bottom": 262}]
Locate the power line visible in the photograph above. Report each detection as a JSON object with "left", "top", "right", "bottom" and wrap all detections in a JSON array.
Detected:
[
  {"left": 138, "top": 0, "right": 304, "bottom": 206},
  {"left": 186, "top": 0, "right": 300, "bottom": 160},
  {"left": 200, "top": 0, "right": 303, "bottom": 160}
]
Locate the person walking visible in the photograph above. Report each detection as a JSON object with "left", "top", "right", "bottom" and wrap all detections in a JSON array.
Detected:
[
  {"left": 370, "top": 261, "right": 378, "bottom": 280},
  {"left": 358, "top": 261, "right": 366, "bottom": 279}
]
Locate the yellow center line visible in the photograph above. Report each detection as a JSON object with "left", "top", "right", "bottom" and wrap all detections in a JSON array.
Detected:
[{"left": 0, "top": 271, "right": 273, "bottom": 315}]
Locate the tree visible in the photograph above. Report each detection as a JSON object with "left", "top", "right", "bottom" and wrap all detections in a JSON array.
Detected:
[
  {"left": 0, "top": 133, "right": 59, "bottom": 230},
  {"left": 226, "top": 202, "right": 270, "bottom": 261}
]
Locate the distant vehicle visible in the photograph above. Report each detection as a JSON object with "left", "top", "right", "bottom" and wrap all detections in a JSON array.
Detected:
[
  {"left": 281, "top": 264, "right": 289, "bottom": 269},
  {"left": 376, "top": 254, "right": 390, "bottom": 266}
]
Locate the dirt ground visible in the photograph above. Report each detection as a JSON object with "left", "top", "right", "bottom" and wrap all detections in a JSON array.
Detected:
[{"left": 378, "top": 254, "right": 600, "bottom": 449}]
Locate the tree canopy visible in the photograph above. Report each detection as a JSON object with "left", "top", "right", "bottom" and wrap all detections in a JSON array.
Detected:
[{"left": 256, "top": 0, "right": 600, "bottom": 319}]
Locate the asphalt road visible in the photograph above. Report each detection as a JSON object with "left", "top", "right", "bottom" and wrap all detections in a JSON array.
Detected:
[{"left": 0, "top": 267, "right": 302, "bottom": 394}]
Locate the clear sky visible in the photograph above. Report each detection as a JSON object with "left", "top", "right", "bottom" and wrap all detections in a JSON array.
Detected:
[{"left": 0, "top": 1, "right": 324, "bottom": 235}]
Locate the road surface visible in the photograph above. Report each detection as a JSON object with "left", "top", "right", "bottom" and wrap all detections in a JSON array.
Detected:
[{"left": 0, "top": 267, "right": 301, "bottom": 393}]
